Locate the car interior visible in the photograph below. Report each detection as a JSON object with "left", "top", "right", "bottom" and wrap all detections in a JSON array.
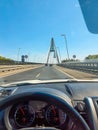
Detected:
[
  {"left": 0, "top": 80, "right": 97, "bottom": 130},
  {"left": 0, "top": 0, "right": 98, "bottom": 130}
]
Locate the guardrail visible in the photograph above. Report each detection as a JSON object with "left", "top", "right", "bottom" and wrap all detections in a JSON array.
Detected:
[
  {"left": 0, "top": 65, "right": 39, "bottom": 73},
  {"left": 57, "top": 61, "right": 98, "bottom": 74},
  {"left": 0, "top": 60, "right": 42, "bottom": 65}
]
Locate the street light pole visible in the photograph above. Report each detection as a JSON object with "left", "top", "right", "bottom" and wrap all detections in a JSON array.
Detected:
[
  {"left": 17, "top": 48, "right": 21, "bottom": 64},
  {"left": 57, "top": 47, "right": 61, "bottom": 63},
  {"left": 61, "top": 34, "right": 70, "bottom": 60}
]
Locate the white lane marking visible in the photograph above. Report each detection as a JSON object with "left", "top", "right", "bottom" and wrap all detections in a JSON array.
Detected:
[
  {"left": 36, "top": 73, "right": 40, "bottom": 78},
  {"left": 54, "top": 66, "right": 77, "bottom": 80}
]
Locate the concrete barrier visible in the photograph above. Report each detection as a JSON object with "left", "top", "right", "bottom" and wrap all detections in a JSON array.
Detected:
[
  {"left": 0, "top": 64, "right": 43, "bottom": 78},
  {"left": 0, "top": 65, "right": 40, "bottom": 73}
]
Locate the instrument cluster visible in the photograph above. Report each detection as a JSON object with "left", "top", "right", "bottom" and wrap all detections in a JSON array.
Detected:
[{"left": 7, "top": 100, "right": 67, "bottom": 129}]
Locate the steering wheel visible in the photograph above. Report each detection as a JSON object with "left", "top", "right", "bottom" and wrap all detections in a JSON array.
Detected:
[{"left": 0, "top": 88, "right": 90, "bottom": 130}]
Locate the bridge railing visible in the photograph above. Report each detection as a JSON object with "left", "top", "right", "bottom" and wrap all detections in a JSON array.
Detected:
[{"left": 57, "top": 61, "right": 98, "bottom": 73}]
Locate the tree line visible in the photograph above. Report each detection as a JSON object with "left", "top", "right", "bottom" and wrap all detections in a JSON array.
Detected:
[
  {"left": 61, "top": 54, "right": 98, "bottom": 63},
  {"left": 0, "top": 56, "right": 14, "bottom": 64},
  {"left": 85, "top": 54, "right": 98, "bottom": 60}
]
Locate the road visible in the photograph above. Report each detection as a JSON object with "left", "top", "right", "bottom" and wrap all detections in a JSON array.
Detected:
[{"left": 0, "top": 66, "right": 72, "bottom": 84}]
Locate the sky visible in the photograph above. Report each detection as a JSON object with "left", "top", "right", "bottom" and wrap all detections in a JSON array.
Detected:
[{"left": 0, "top": 0, "right": 98, "bottom": 63}]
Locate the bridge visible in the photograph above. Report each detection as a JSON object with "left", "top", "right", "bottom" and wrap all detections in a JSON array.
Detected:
[{"left": 46, "top": 37, "right": 60, "bottom": 65}]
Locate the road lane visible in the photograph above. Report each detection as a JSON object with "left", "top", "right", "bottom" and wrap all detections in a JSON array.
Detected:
[
  {"left": 0, "top": 66, "right": 72, "bottom": 84},
  {"left": 37, "top": 66, "right": 71, "bottom": 80}
]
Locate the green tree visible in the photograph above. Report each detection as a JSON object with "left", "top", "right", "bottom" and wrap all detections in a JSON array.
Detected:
[
  {"left": 0, "top": 56, "right": 14, "bottom": 64},
  {"left": 85, "top": 54, "right": 98, "bottom": 59}
]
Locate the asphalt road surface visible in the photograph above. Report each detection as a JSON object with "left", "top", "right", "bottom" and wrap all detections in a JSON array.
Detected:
[{"left": 0, "top": 66, "right": 72, "bottom": 84}]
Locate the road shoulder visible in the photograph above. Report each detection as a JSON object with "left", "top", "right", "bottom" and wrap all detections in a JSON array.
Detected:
[{"left": 54, "top": 65, "right": 98, "bottom": 80}]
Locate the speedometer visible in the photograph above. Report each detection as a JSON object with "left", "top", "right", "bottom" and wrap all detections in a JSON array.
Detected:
[
  {"left": 14, "top": 104, "right": 35, "bottom": 127},
  {"left": 46, "top": 105, "right": 66, "bottom": 127}
]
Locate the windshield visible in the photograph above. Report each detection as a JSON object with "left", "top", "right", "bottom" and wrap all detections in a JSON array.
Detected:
[{"left": 0, "top": 0, "right": 98, "bottom": 85}]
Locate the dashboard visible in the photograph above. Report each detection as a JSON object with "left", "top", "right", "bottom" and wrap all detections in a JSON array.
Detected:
[
  {"left": 5, "top": 100, "right": 67, "bottom": 130},
  {"left": 0, "top": 81, "right": 98, "bottom": 130}
]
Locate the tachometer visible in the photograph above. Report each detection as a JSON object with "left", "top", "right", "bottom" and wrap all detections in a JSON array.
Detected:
[
  {"left": 14, "top": 104, "right": 35, "bottom": 127},
  {"left": 46, "top": 105, "right": 66, "bottom": 127}
]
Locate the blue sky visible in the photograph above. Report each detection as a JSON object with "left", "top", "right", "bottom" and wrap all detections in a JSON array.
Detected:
[{"left": 0, "top": 0, "right": 98, "bottom": 63}]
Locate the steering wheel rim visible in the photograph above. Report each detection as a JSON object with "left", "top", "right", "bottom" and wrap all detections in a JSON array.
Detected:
[{"left": 1, "top": 88, "right": 90, "bottom": 130}]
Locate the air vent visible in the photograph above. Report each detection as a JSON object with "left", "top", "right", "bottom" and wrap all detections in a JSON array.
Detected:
[
  {"left": 0, "top": 89, "right": 12, "bottom": 97},
  {"left": 74, "top": 101, "right": 89, "bottom": 125},
  {"left": 80, "top": 111, "right": 89, "bottom": 124},
  {"left": 0, "top": 87, "right": 18, "bottom": 98}
]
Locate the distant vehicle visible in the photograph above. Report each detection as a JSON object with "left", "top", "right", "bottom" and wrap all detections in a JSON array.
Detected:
[
  {"left": 45, "top": 64, "right": 48, "bottom": 66},
  {"left": 45, "top": 64, "right": 53, "bottom": 66},
  {"left": 49, "top": 64, "right": 53, "bottom": 66}
]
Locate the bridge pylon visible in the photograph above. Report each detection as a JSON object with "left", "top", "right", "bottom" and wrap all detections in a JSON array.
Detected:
[{"left": 46, "top": 38, "right": 60, "bottom": 64}]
